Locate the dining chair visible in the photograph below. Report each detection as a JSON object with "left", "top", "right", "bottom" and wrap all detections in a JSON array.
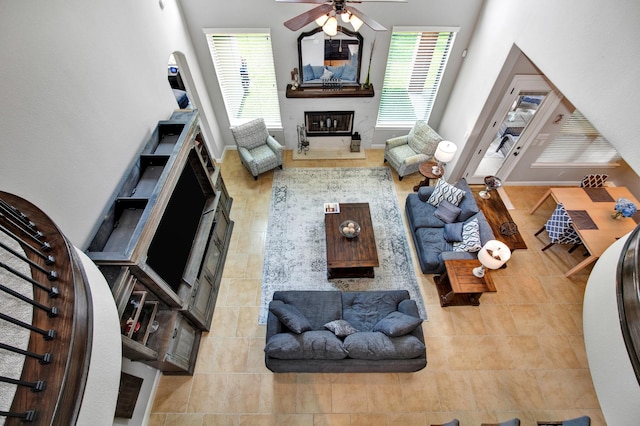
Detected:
[
  {"left": 481, "top": 418, "right": 520, "bottom": 426},
  {"left": 579, "top": 173, "right": 608, "bottom": 188},
  {"left": 535, "top": 203, "right": 583, "bottom": 252},
  {"left": 537, "top": 415, "right": 591, "bottom": 426}
]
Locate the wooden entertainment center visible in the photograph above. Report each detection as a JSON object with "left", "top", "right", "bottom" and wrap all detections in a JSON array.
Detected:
[{"left": 87, "top": 110, "right": 233, "bottom": 374}]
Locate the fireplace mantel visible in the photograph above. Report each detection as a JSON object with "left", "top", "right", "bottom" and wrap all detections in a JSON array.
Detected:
[{"left": 286, "top": 84, "right": 374, "bottom": 98}]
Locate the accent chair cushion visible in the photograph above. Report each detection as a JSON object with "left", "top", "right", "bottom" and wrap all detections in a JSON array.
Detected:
[
  {"left": 453, "top": 218, "right": 482, "bottom": 252},
  {"left": 269, "top": 300, "right": 312, "bottom": 334},
  {"left": 428, "top": 179, "right": 466, "bottom": 207},
  {"left": 407, "top": 121, "right": 441, "bottom": 156},
  {"left": 372, "top": 311, "right": 422, "bottom": 337}
]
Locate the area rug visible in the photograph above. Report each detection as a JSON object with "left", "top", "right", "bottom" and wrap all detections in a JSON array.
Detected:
[{"left": 259, "top": 167, "right": 426, "bottom": 324}]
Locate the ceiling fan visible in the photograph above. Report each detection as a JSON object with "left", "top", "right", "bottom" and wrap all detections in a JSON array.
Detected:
[{"left": 277, "top": 0, "right": 406, "bottom": 34}]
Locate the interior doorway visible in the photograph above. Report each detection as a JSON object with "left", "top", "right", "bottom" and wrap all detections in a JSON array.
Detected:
[
  {"left": 464, "top": 74, "right": 561, "bottom": 184},
  {"left": 167, "top": 52, "right": 192, "bottom": 110}
]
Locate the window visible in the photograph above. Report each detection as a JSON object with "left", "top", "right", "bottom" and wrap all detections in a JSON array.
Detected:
[
  {"left": 204, "top": 29, "right": 282, "bottom": 127},
  {"left": 535, "top": 110, "right": 621, "bottom": 165},
  {"left": 376, "top": 28, "right": 457, "bottom": 127}
]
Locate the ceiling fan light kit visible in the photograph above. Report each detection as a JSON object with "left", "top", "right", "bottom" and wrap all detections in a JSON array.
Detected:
[{"left": 279, "top": 0, "right": 405, "bottom": 33}]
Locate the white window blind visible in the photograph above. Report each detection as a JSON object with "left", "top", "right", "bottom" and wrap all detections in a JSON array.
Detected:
[
  {"left": 536, "top": 110, "right": 620, "bottom": 165},
  {"left": 376, "top": 28, "right": 456, "bottom": 126},
  {"left": 204, "top": 29, "right": 282, "bottom": 127}
]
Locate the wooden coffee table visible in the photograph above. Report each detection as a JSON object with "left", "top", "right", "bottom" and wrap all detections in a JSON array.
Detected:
[
  {"left": 434, "top": 259, "right": 496, "bottom": 307},
  {"left": 324, "top": 203, "right": 379, "bottom": 279}
]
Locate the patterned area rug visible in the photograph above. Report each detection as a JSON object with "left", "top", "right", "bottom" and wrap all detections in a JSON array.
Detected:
[{"left": 259, "top": 167, "right": 426, "bottom": 324}]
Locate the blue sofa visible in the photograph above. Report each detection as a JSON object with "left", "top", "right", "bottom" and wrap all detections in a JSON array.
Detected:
[
  {"left": 405, "top": 178, "right": 496, "bottom": 274},
  {"left": 265, "top": 290, "right": 427, "bottom": 373}
]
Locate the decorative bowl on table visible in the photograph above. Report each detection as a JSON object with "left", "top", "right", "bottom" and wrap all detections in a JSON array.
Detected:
[{"left": 339, "top": 220, "right": 361, "bottom": 239}]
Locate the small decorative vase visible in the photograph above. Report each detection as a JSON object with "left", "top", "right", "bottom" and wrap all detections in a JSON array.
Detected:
[
  {"left": 612, "top": 211, "right": 623, "bottom": 219},
  {"left": 363, "top": 66, "right": 371, "bottom": 89}
]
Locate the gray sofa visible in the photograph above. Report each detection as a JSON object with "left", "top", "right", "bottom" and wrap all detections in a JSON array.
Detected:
[
  {"left": 405, "top": 178, "right": 496, "bottom": 274},
  {"left": 265, "top": 290, "right": 427, "bottom": 373}
]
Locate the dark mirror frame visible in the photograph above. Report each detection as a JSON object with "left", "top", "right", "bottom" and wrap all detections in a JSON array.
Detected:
[{"left": 297, "top": 27, "right": 363, "bottom": 87}]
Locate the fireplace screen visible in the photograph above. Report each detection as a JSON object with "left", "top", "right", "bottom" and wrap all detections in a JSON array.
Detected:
[{"left": 305, "top": 111, "right": 354, "bottom": 137}]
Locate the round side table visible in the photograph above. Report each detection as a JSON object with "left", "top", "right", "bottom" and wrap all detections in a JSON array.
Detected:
[{"left": 413, "top": 161, "right": 443, "bottom": 191}]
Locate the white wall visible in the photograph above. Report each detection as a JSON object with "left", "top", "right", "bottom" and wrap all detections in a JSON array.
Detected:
[
  {"left": 177, "top": 0, "right": 485, "bottom": 148},
  {"left": 440, "top": 0, "right": 640, "bottom": 179},
  {"left": 0, "top": 0, "right": 220, "bottom": 249}
]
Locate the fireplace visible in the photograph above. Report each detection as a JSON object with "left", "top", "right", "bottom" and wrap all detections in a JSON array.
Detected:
[{"left": 305, "top": 111, "right": 354, "bottom": 137}]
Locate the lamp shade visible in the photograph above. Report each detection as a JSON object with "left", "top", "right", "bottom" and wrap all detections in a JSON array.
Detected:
[
  {"left": 315, "top": 14, "right": 329, "bottom": 26},
  {"left": 323, "top": 16, "right": 338, "bottom": 36},
  {"left": 477, "top": 240, "right": 511, "bottom": 270},
  {"left": 434, "top": 141, "right": 457, "bottom": 163},
  {"left": 350, "top": 14, "right": 363, "bottom": 31}
]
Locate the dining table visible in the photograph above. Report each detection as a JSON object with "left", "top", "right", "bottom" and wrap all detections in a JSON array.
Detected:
[{"left": 529, "top": 186, "right": 640, "bottom": 277}]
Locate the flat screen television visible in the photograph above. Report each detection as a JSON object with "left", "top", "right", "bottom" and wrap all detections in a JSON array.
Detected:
[{"left": 146, "top": 157, "right": 208, "bottom": 291}]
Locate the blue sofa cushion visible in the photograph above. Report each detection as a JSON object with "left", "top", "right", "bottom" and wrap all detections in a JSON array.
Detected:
[
  {"left": 269, "top": 300, "right": 312, "bottom": 333},
  {"left": 405, "top": 193, "right": 445, "bottom": 230},
  {"left": 444, "top": 222, "right": 464, "bottom": 242},
  {"left": 265, "top": 330, "right": 348, "bottom": 360},
  {"left": 273, "top": 291, "right": 343, "bottom": 330},
  {"left": 343, "top": 332, "right": 426, "bottom": 360},
  {"left": 327, "top": 65, "right": 344, "bottom": 79},
  {"left": 434, "top": 200, "right": 462, "bottom": 223},
  {"left": 342, "top": 291, "right": 409, "bottom": 332},
  {"left": 373, "top": 311, "right": 423, "bottom": 337},
  {"left": 454, "top": 178, "right": 480, "bottom": 221}
]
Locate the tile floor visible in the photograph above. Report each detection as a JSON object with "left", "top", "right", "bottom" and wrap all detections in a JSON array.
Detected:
[{"left": 149, "top": 149, "right": 605, "bottom": 426}]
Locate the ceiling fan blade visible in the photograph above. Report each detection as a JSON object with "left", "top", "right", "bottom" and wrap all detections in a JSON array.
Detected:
[
  {"left": 347, "top": 6, "right": 387, "bottom": 31},
  {"left": 276, "top": 0, "right": 327, "bottom": 3},
  {"left": 346, "top": 0, "right": 407, "bottom": 2},
  {"left": 284, "top": 4, "right": 334, "bottom": 31}
]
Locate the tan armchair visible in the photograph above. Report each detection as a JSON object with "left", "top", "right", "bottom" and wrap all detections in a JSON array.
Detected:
[
  {"left": 384, "top": 121, "right": 442, "bottom": 180},
  {"left": 231, "top": 118, "right": 283, "bottom": 180}
]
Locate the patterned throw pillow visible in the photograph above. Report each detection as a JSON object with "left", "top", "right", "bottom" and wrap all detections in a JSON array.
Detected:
[
  {"left": 452, "top": 218, "right": 482, "bottom": 252},
  {"left": 324, "top": 319, "right": 359, "bottom": 337},
  {"left": 427, "top": 179, "right": 466, "bottom": 207}
]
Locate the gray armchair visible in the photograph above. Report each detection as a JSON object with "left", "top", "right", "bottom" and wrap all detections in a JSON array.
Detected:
[
  {"left": 231, "top": 118, "right": 283, "bottom": 180},
  {"left": 384, "top": 120, "right": 442, "bottom": 180}
]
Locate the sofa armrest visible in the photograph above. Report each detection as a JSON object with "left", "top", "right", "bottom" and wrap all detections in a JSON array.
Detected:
[
  {"left": 265, "top": 310, "right": 285, "bottom": 340},
  {"left": 417, "top": 186, "right": 436, "bottom": 202},
  {"left": 397, "top": 299, "right": 419, "bottom": 317}
]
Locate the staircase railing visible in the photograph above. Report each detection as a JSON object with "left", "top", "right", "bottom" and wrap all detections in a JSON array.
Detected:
[
  {"left": 0, "top": 191, "right": 92, "bottom": 424},
  {"left": 617, "top": 223, "right": 640, "bottom": 386}
]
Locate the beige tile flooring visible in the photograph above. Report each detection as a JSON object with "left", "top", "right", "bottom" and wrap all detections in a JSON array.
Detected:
[{"left": 149, "top": 150, "right": 605, "bottom": 426}]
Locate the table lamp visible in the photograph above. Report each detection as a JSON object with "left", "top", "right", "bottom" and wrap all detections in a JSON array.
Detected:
[
  {"left": 479, "top": 175, "right": 503, "bottom": 199},
  {"left": 432, "top": 141, "right": 457, "bottom": 176},
  {"left": 473, "top": 239, "right": 511, "bottom": 278}
]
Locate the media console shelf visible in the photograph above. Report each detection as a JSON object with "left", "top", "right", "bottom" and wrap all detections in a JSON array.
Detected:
[{"left": 87, "top": 110, "right": 233, "bottom": 374}]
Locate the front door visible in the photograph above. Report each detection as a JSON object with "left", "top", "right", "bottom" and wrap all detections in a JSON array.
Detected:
[{"left": 464, "top": 75, "right": 562, "bottom": 184}]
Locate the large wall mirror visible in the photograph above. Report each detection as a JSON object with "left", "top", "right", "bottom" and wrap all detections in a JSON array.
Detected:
[{"left": 297, "top": 27, "right": 363, "bottom": 87}]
